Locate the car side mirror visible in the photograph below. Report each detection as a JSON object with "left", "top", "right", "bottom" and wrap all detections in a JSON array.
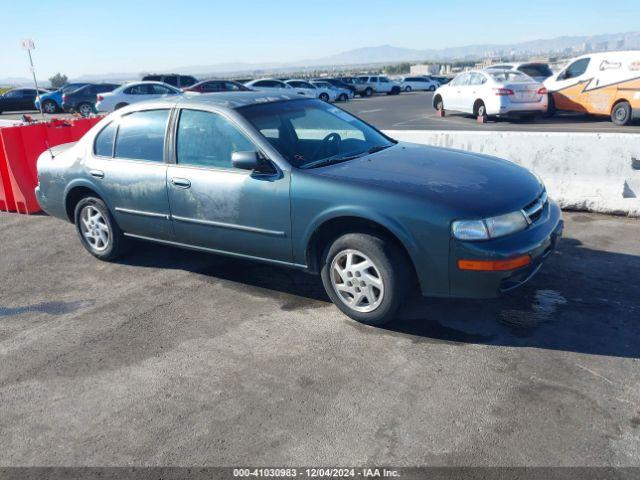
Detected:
[{"left": 232, "top": 151, "right": 274, "bottom": 174}]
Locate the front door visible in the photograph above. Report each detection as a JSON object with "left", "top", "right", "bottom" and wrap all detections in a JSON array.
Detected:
[
  {"left": 166, "top": 108, "right": 292, "bottom": 263},
  {"left": 85, "top": 108, "right": 173, "bottom": 240},
  {"left": 548, "top": 57, "right": 591, "bottom": 112}
]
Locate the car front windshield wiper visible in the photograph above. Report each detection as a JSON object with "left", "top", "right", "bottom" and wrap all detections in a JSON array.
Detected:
[{"left": 301, "top": 144, "right": 394, "bottom": 170}]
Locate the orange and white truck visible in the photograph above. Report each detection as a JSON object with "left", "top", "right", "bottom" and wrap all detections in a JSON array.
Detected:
[{"left": 544, "top": 50, "right": 640, "bottom": 125}]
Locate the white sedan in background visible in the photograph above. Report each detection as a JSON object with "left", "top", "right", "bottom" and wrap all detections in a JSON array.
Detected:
[
  {"left": 311, "top": 80, "right": 353, "bottom": 102},
  {"left": 244, "top": 78, "right": 315, "bottom": 98},
  {"left": 95, "top": 81, "right": 182, "bottom": 112},
  {"left": 400, "top": 76, "right": 439, "bottom": 92},
  {"left": 286, "top": 79, "right": 336, "bottom": 102},
  {"left": 432, "top": 70, "right": 548, "bottom": 120}
]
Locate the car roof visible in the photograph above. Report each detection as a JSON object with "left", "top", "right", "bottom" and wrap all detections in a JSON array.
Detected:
[{"left": 176, "top": 91, "right": 306, "bottom": 109}]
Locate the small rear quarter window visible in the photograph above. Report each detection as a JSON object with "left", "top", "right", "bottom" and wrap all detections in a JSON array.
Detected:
[{"left": 94, "top": 122, "right": 117, "bottom": 157}]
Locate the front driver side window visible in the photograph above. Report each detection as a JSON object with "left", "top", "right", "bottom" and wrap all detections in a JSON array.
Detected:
[
  {"left": 176, "top": 109, "right": 255, "bottom": 169},
  {"left": 561, "top": 58, "right": 590, "bottom": 80}
]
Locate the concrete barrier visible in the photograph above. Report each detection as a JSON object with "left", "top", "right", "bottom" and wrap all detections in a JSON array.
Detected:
[{"left": 385, "top": 130, "right": 640, "bottom": 217}]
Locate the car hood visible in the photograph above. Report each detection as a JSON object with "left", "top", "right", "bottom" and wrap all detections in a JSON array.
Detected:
[{"left": 309, "top": 142, "right": 543, "bottom": 217}]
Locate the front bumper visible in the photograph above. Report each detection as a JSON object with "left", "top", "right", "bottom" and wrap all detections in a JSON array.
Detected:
[{"left": 448, "top": 199, "right": 563, "bottom": 298}]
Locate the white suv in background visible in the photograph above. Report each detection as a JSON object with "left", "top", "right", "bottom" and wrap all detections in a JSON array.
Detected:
[
  {"left": 485, "top": 62, "right": 554, "bottom": 83},
  {"left": 356, "top": 76, "right": 401, "bottom": 96},
  {"left": 400, "top": 76, "right": 440, "bottom": 92}
]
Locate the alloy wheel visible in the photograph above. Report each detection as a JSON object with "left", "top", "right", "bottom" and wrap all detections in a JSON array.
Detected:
[
  {"left": 43, "top": 101, "right": 56, "bottom": 114},
  {"left": 80, "top": 205, "right": 110, "bottom": 252},
  {"left": 330, "top": 249, "right": 384, "bottom": 313},
  {"left": 78, "top": 103, "right": 93, "bottom": 117}
]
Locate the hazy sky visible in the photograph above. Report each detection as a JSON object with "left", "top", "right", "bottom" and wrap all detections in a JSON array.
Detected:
[{"left": 1, "top": 0, "right": 639, "bottom": 78}]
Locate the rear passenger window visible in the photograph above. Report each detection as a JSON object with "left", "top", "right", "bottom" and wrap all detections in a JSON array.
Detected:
[
  {"left": 114, "top": 110, "right": 169, "bottom": 162},
  {"left": 176, "top": 109, "right": 255, "bottom": 169},
  {"left": 94, "top": 122, "right": 117, "bottom": 157}
]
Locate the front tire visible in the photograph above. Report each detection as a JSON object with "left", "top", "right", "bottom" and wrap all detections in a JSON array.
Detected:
[
  {"left": 320, "top": 233, "right": 410, "bottom": 326},
  {"left": 74, "top": 197, "right": 127, "bottom": 261},
  {"left": 611, "top": 101, "right": 632, "bottom": 126},
  {"left": 319, "top": 92, "right": 330, "bottom": 102},
  {"left": 363, "top": 87, "right": 373, "bottom": 97},
  {"left": 404, "top": 86, "right": 412, "bottom": 92}
]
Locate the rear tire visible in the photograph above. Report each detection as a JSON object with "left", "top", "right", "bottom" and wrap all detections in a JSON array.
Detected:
[
  {"left": 545, "top": 94, "right": 556, "bottom": 117},
  {"left": 429, "top": 85, "right": 436, "bottom": 91},
  {"left": 474, "top": 100, "right": 488, "bottom": 122},
  {"left": 74, "top": 197, "right": 127, "bottom": 261},
  {"left": 363, "top": 87, "right": 373, "bottom": 97},
  {"left": 404, "top": 86, "right": 412, "bottom": 92},
  {"left": 42, "top": 100, "right": 57, "bottom": 114},
  {"left": 319, "top": 92, "right": 330, "bottom": 102},
  {"left": 320, "top": 232, "right": 411, "bottom": 326},
  {"left": 338, "top": 93, "right": 348, "bottom": 102},
  {"left": 77, "top": 102, "right": 93, "bottom": 117},
  {"left": 611, "top": 101, "right": 632, "bottom": 126},
  {"left": 434, "top": 95, "right": 444, "bottom": 111}
]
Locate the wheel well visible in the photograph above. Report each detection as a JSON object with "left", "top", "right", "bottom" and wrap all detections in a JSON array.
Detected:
[
  {"left": 611, "top": 98, "right": 630, "bottom": 113},
  {"left": 64, "top": 186, "right": 101, "bottom": 222},
  {"left": 305, "top": 216, "right": 418, "bottom": 280}
]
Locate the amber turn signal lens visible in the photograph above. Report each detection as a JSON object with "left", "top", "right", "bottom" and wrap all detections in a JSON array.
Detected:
[{"left": 458, "top": 254, "right": 531, "bottom": 271}]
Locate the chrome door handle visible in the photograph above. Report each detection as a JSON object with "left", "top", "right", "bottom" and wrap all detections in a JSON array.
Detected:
[
  {"left": 171, "top": 177, "right": 191, "bottom": 189},
  {"left": 89, "top": 169, "right": 104, "bottom": 179}
]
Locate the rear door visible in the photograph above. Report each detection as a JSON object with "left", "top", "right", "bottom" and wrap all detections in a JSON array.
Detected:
[
  {"left": 166, "top": 108, "right": 292, "bottom": 263},
  {"left": 85, "top": 109, "right": 173, "bottom": 240}
]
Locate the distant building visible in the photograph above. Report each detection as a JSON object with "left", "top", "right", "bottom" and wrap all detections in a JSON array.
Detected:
[{"left": 409, "top": 64, "right": 441, "bottom": 75}]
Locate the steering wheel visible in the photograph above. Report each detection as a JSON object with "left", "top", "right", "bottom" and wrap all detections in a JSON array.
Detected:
[{"left": 312, "top": 132, "right": 342, "bottom": 160}]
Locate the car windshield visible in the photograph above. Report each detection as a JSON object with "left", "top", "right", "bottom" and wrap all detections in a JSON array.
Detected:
[{"left": 238, "top": 99, "right": 395, "bottom": 169}]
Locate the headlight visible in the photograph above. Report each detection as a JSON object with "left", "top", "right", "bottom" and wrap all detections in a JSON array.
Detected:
[
  {"left": 452, "top": 211, "right": 528, "bottom": 241},
  {"left": 451, "top": 220, "right": 489, "bottom": 241}
]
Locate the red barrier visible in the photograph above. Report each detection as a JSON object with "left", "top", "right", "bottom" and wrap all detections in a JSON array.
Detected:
[{"left": 0, "top": 117, "right": 103, "bottom": 214}]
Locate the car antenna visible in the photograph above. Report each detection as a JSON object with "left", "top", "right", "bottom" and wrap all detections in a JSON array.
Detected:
[{"left": 21, "top": 38, "right": 55, "bottom": 159}]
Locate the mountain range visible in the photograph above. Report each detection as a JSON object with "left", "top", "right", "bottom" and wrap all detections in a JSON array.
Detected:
[{"left": 2, "top": 31, "right": 639, "bottom": 86}]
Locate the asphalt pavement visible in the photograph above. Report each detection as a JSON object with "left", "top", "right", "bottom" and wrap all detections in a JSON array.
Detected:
[
  {"left": 340, "top": 92, "right": 640, "bottom": 133},
  {"left": 1, "top": 210, "right": 639, "bottom": 466}
]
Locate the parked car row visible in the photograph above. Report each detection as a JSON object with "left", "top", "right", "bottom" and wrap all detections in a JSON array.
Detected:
[{"left": 434, "top": 51, "right": 640, "bottom": 125}]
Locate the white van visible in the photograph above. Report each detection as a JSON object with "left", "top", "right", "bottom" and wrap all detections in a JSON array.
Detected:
[{"left": 544, "top": 50, "right": 640, "bottom": 125}]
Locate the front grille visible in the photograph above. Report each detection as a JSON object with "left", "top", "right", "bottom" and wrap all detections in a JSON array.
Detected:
[{"left": 522, "top": 190, "right": 547, "bottom": 225}]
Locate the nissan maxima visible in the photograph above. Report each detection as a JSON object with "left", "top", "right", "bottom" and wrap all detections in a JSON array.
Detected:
[{"left": 35, "top": 92, "right": 562, "bottom": 325}]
